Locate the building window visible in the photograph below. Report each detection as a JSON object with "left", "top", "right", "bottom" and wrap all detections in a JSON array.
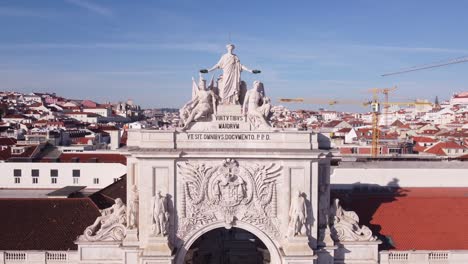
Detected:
[
  {"left": 72, "top": 169, "right": 80, "bottom": 177},
  {"left": 14, "top": 169, "right": 21, "bottom": 177},
  {"left": 14, "top": 177, "right": 21, "bottom": 184},
  {"left": 31, "top": 169, "right": 39, "bottom": 177},
  {"left": 51, "top": 177, "right": 57, "bottom": 184},
  {"left": 114, "top": 178, "right": 119, "bottom": 182},
  {"left": 50, "top": 169, "right": 58, "bottom": 177},
  {"left": 93, "top": 178, "right": 100, "bottom": 184},
  {"left": 32, "top": 177, "right": 38, "bottom": 184},
  {"left": 73, "top": 178, "right": 79, "bottom": 184}
]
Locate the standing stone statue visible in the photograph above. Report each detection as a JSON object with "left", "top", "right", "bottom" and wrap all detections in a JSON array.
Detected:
[
  {"left": 242, "top": 80, "right": 271, "bottom": 128},
  {"left": 151, "top": 191, "right": 170, "bottom": 236},
  {"left": 289, "top": 191, "right": 307, "bottom": 236},
  {"left": 127, "top": 185, "right": 139, "bottom": 229},
  {"left": 200, "top": 44, "right": 260, "bottom": 105}
]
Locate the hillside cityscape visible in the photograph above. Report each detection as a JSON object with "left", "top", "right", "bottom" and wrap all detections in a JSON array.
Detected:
[
  {"left": 2, "top": 1, "right": 468, "bottom": 264},
  {"left": 1, "top": 90, "right": 466, "bottom": 160}
]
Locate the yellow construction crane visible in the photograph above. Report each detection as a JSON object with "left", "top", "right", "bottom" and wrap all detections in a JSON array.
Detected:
[
  {"left": 365, "top": 87, "right": 397, "bottom": 127},
  {"left": 278, "top": 92, "right": 432, "bottom": 158}
]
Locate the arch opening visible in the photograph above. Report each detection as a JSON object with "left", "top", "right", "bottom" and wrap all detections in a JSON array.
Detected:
[{"left": 183, "top": 227, "right": 271, "bottom": 264}]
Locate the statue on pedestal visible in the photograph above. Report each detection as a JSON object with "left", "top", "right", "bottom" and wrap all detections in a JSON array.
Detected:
[
  {"left": 200, "top": 44, "right": 260, "bottom": 105},
  {"left": 79, "top": 198, "right": 127, "bottom": 241},
  {"left": 289, "top": 191, "right": 307, "bottom": 236},
  {"left": 242, "top": 81, "right": 272, "bottom": 128},
  {"left": 329, "top": 198, "right": 377, "bottom": 242},
  {"left": 127, "top": 185, "right": 139, "bottom": 229},
  {"left": 180, "top": 75, "right": 219, "bottom": 130},
  {"left": 151, "top": 191, "right": 170, "bottom": 236}
]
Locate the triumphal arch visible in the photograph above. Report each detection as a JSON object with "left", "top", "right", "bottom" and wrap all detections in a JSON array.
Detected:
[{"left": 75, "top": 44, "right": 380, "bottom": 264}]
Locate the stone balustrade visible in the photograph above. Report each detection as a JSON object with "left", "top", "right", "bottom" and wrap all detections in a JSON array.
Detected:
[
  {"left": 0, "top": 251, "right": 78, "bottom": 264},
  {"left": 380, "top": 250, "right": 468, "bottom": 264}
]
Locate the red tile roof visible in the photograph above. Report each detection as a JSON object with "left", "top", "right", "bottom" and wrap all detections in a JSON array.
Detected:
[
  {"left": 332, "top": 188, "right": 468, "bottom": 250},
  {"left": 0, "top": 198, "right": 99, "bottom": 250},
  {"left": 59, "top": 153, "right": 126, "bottom": 165},
  {"left": 423, "top": 141, "right": 466, "bottom": 155},
  {"left": 0, "top": 177, "right": 127, "bottom": 251},
  {"left": 412, "top": 144, "right": 427, "bottom": 153},
  {"left": 412, "top": 136, "right": 436, "bottom": 143},
  {"left": 336, "top": 128, "right": 352, "bottom": 133},
  {"left": 90, "top": 175, "right": 126, "bottom": 209},
  {"left": 0, "top": 137, "right": 16, "bottom": 146}
]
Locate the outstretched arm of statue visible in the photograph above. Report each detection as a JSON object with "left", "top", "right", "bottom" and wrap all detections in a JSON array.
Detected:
[
  {"left": 241, "top": 64, "right": 261, "bottom": 74},
  {"left": 200, "top": 64, "right": 219, "bottom": 74}
]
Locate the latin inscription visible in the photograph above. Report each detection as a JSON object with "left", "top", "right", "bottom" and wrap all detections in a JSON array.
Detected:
[
  {"left": 215, "top": 115, "right": 244, "bottom": 121},
  {"left": 186, "top": 133, "right": 271, "bottom": 141},
  {"left": 218, "top": 123, "right": 240, "bottom": 129}
]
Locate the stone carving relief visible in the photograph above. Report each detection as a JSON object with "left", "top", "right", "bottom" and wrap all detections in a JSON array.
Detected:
[
  {"left": 78, "top": 198, "right": 127, "bottom": 242},
  {"left": 177, "top": 159, "right": 282, "bottom": 241},
  {"left": 151, "top": 190, "right": 170, "bottom": 236},
  {"left": 329, "top": 198, "right": 377, "bottom": 242},
  {"left": 288, "top": 190, "right": 308, "bottom": 237},
  {"left": 127, "top": 185, "right": 139, "bottom": 230}
]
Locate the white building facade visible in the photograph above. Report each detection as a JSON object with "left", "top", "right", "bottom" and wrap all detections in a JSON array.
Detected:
[{"left": 0, "top": 160, "right": 126, "bottom": 190}]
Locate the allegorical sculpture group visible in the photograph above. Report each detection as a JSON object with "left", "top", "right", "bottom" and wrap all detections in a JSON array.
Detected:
[
  {"left": 180, "top": 43, "right": 273, "bottom": 130},
  {"left": 77, "top": 44, "right": 378, "bottom": 249}
]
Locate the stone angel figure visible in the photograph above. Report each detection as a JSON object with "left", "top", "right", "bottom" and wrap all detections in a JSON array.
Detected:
[{"left": 180, "top": 74, "right": 220, "bottom": 130}]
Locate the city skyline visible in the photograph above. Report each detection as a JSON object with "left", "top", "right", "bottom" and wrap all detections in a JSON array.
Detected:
[{"left": 1, "top": 0, "right": 468, "bottom": 110}]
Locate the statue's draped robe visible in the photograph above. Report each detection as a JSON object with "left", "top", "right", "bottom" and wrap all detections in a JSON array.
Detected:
[{"left": 216, "top": 53, "right": 242, "bottom": 104}]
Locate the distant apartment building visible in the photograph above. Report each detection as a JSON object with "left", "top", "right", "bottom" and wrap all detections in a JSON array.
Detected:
[{"left": 0, "top": 153, "right": 126, "bottom": 190}]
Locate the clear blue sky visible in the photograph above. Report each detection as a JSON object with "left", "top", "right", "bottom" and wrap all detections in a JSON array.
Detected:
[{"left": 1, "top": 0, "right": 468, "bottom": 111}]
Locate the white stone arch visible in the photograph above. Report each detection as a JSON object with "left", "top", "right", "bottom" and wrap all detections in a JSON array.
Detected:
[{"left": 175, "top": 221, "right": 283, "bottom": 264}]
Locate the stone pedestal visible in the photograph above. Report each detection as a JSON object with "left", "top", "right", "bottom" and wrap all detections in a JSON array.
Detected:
[
  {"left": 143, "top": 236, "right": 173, "bottom": 256},
  {"left": 141, "top": 236, "right": 174, "bottom": 264},
  {"left": 316, "top": 246, "right": 337, "bottom": 264},
  {"left": 334, "top": 241, "right": 382, "bottom": 264},
  {"left": 76, "top": 241, "right": 123, "bottom": 263},
  {"left": 122, "top": 229, "right": 139, "bottom": 246},
  {"left": 140, "top": 256, "right": 174, "bottom": 264},
  {"left": 282, "top": 236, "right": 317, "bottom": 263}
]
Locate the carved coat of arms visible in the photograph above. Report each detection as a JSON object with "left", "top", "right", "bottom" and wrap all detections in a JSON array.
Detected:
[{"left": 177, "top": 159, "right": 282, "bottom": 241}]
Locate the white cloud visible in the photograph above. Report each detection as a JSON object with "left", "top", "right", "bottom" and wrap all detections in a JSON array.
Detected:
[{"left": 64, "top": 0, "right": 112, "bottom": 17}]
